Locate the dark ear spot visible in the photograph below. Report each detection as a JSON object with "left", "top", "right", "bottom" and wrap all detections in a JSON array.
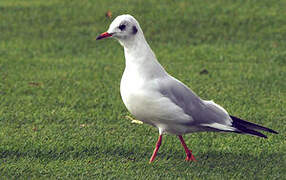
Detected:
[{"left": 132, "top": 26, "right": 138, "bottom": 34}]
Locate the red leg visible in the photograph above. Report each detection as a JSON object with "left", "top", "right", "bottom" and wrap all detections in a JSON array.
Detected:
[
  {"left": 178, "top": 135, "right": 197, "bottom": 162},
  {"left": 149, "top": 135, "right": 162, "bottom": 163}
]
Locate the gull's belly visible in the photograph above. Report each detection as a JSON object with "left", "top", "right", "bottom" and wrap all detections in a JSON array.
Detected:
[
  {"left": 120, "top": 83, "right": 194, "bottom": 134},
  {"left": 120, "top": 84, "right": 159, "bottom": 123}
]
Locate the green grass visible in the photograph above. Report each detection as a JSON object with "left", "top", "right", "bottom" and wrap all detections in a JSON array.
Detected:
[{"left": 0, "top": 0, "right": 285, "bottom": 179}]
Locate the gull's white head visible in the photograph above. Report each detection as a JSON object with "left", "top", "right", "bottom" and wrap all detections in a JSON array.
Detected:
[{"left": 96, "top": 14, "right": 143, "bottom": 47}]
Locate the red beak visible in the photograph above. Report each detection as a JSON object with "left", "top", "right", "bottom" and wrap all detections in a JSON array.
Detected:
[{"left": 96, "top": 32, "right": 112, "bottom": 40}]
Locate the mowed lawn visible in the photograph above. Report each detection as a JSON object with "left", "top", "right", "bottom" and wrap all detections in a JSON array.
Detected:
[{"left": 0, "top": 0, "right": 285, "bottom": 179}]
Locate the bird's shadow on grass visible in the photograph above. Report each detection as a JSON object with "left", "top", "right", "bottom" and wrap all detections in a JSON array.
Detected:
[
  {"left": 99, "top": 145, "right": 283, "bottom": 174},
  {"left": 191, "top": 151, "right": 281, "bottom": 168},
  {"left": 1, "top": 143, "right": 283, "bottom": 176}
]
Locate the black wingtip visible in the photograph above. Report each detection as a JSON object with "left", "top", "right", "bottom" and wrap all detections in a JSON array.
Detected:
[
  {"left": 246, "top": 129, "right": 268, "bottom": 138},
  {"left": 230, "top": 115, "right": 278, "bottom": 134},
  {"left": 268, "top": 129, "right": 279, "bottom": 134},
  {"left": 233, "top": 122, "right": 268, "bottom": 138}
]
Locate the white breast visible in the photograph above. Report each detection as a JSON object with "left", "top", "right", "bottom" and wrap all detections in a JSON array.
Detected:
[
  {"left": 120, "top": 70, "right": 194, "bottom": 134},
  {"left": 120, "top": 66, "right": 146, "bottom": 115}
]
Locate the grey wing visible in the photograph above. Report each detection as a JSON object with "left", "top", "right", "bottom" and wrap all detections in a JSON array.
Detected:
[{"left": 158, "top": 76, "right": 235, "bottom": 131}]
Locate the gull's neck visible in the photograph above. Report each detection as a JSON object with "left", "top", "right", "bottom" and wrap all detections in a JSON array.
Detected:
[
  {"left": 120, "top": 32, "right": 167, "bottom": 79},
  {"left": 121, "top": 31, "right": 153, "bottom": 61}
]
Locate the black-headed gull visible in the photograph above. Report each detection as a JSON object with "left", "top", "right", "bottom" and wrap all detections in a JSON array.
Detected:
[{"left": 96, "top": 14, "right": 278, "bottom": 163}]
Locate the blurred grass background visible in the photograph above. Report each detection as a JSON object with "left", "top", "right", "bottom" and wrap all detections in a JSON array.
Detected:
[{"left": 0, "top": 0, "right": 285, "bottom": 179}]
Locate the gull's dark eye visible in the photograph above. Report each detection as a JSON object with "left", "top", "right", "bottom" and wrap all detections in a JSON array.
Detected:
[{"left": 119, "top": 24, "right": 126, "bottom": 31}]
